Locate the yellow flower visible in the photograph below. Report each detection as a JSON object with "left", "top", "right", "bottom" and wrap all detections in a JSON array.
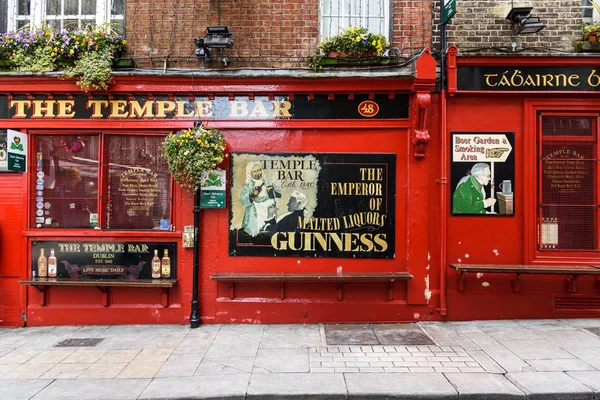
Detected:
[
  {"left": 122, "top": 40, "right": 127, "bottom": 44},
  {"left": 69, "top": 49, "right": 74, "bottom": 55}
]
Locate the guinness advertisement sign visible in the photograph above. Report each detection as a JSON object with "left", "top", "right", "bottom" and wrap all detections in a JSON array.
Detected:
[
  {"left": 228, "top": 152, "right": 396, "bottom": 258},
  {"left": 457, "top": 66, "right": 600, "bottom": 92}
]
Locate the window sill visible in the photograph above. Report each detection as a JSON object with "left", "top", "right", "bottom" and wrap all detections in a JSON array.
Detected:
[{"left": 24, "top": 229, "right": 181, "bottom": 238}]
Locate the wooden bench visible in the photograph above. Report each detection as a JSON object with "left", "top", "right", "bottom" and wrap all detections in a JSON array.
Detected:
[
  {"left": 211, "top": 271, "right": 413, "bottom": 301},
  {"left": 19, "top": 278, "right": 178, "bottom": 307},
  {"left": 450, "top": 264, "right": 600, "bottom": 293}
]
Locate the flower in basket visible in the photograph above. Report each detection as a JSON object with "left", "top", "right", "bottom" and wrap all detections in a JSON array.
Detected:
[
  {"left": 0, "top": 25, "right": 126, "bottom": 90},
  {"left": 162, "top": 125, "right": 227, "bottom": 192},
  {"left": 316, "top": 26, "right": 390, "bottom": 57}
]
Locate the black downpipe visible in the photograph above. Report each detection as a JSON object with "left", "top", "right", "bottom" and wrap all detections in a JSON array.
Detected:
[{"left": 189, "top": 189, "right": 201, "bottom": 328}]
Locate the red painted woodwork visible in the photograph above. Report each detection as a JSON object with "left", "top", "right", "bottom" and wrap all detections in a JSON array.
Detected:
[
  {"left": 0, "top": 51, "right": 441, "bottom": 326},
  {"left": 444, "top": 52, "right": 600, "bottom": 320}
]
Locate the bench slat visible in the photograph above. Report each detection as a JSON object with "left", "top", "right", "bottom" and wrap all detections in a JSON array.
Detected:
[
  {"left": 19, "top": 278, "right": 177, "bottom": 288},
  {"left": 449, "top": 264, "right": 600, "bottom": 275},
  {"left": 211, "top": 272, "right": 412, "bottom": 281}
]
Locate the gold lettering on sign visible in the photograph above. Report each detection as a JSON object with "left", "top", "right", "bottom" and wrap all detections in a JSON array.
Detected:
[{"left": 484, "top": 70, "right": 584, "bottom": 88}]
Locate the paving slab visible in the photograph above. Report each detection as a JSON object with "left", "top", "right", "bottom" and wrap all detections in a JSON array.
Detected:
[
  {"left": 498, "top": 339, "right": 575, "bottom": 360},
  {"left": 204, "top": 330, "right": 260, "bottom": 358},
  {"left": 248, "top": 372, "right": 346, "bottom": 399},
  {"left": 527, "top": 358, "right": 595, "bottom": 372},
  {"left": 253, "top": 348, "right": 309, "bottom": 373},
  {"left": 567, "top": 371, "right": 600, "bottom": 395},
  {"left": 535, "top": 329, "right": 600, "bottom": 348},
  {"left": 140, "top": 374, "right": 250, "bottom": 399},
  {"left": 506, "top": 372, "right": 594, "bottom": 400},
  {"left": 345, "top": 372, "right": 457, "bottom": 399},
  {"left": 373, "top": 324, "right": 435, "bottom": 345},
  {"left": 0, "top": 379, "right": 52, "bottom": 400},
  {"left": 32, "top": 378, "right": 151, "bottom": 399},
  {"left": 444, "top": 372, "right": 524, "bottom": 400},
  {"left": 563, "top": 347, "right": 600, "bottom": 369}
]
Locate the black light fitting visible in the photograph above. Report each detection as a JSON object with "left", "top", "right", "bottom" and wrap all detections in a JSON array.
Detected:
[
  {"left": 506, "top": 6, "right": 545, "bottom": 34},
  {"left": 194, "top": 37, "right": 211, "bottom": 61},
  {"left": 204, "top": 26, "right": 233, "bottom": 48}
]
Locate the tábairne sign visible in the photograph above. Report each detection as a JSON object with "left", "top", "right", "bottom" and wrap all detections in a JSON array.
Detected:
[
  {"left": 457, "top": 66, "right": 600, "bottom": 91},
  {"left": 31, "top": 241, "right": 177, "bottom": 279},
  {"left": 0, "top": 129, "right": 27, "bottom": 172},
  {"left": 228, "top": 152, "right": 396, "bottom": 258},
  {"left": 0, "top": 94, "right": 409, "bottom": 120}
]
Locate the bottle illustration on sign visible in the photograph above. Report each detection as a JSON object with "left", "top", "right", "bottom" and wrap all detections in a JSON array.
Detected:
[
  {"left": 48, "top": 249, "right": 57, "bottom": 278},
  {"left": 151, "top": 249, "right": 161, "bottom": 279},
  {"left": 37, "top": 248, "right": 47, "bottom": 278},
  {"left": 161, "top": 249, "right": 170, "bottom": 278}
]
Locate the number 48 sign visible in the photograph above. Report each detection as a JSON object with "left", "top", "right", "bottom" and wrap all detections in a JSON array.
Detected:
[{"left": 358, "top": 101, "right": 380, "bottom": 118}]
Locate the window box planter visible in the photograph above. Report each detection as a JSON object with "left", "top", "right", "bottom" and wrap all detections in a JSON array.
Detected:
[{"left": 574, "top": 40, "right": 600, "bottom": 53}]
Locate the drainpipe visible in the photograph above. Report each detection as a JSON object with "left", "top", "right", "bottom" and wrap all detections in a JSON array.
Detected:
[{"left": 438, "top": 0, "right": 448, "bottom": 316}]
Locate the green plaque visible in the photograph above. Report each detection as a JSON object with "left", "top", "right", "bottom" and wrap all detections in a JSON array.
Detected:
[
  {"left": 8, "top": 153, "right": 25, "bottom": 172},
  {"left": 200, "top": 169, "right": 226, "bottom": 209},
  {"left": 443, "top": 0, "right": 457, "bottom": 24}
]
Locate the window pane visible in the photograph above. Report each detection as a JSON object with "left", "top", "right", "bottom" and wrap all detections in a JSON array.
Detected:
[
  {"left": 18, "top": 0, "right": 30, "bottom": 16},
  {"left": 0, "top": 0, "right": 7, "bottom": 32},
  {"left": 32, "top": 135, "right": 99, "bottom": 229},
  {"left": 64, "top": 0, "right": 77, "bottom": 15},
  {"left": 82, "top": 0, "right": 96, "bottom": 14},
  {"left": 112, "top": 0, "right": 124, "bottom": 15},
  {"left": 105, "top": 136, "right": 171, "bottom": 230},
  {"left": 539, "top": 116, "right": 598, "bottom": 251}
]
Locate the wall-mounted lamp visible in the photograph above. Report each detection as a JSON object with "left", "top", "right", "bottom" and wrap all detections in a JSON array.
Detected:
[
  {"left": 204, "top": 26, "right": 233, "bottom": 48},
  {"left": 194, "top": 37, "right": 211, "bottom": 61},
  {"left": 194, "top": 26, "right": 233, "bottom": 63},
  {"left": 506, "top": 6, "right": 545, "bottom": 34}
]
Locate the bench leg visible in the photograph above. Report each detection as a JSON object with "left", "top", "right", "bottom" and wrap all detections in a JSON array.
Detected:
[
  {"left": 97, "top": 287, "right": 109, "bottom": 307},
  {"left": 456, "top": 271, "right": 465, "bottom": 292},
  {"left": 566, "top": 275, "right": 578, "bottom": 293},
  {"left": 32, "top": 285, "right": 47, "bottom": 306},
  {"left": 229, "top": 283, "right": 236, "bottom": 299},
  {"left": 511, "top": 273, "right": 521, "bottom": 292},
  {"left": 388, "top": 281, "right": 394, "bottom": 301},
  {"left": 280, "top": 282, "right": 286, "bottom": 300},
  {"left": 337, "top": 283, "right": 343, "bottom": 301},
  {"left": 161, "top": 289, "right": 170, "bottom": 307}
]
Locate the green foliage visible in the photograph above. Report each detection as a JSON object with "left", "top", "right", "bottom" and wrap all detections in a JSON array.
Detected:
[
  {"left": 0, "top": 25, "right": 126, "bottom": 90},
  {"left": 583, "top": 22, "right": 600, "bottom": 38},
  {"left": 162, "top": 126, "right": 227, "bottom": 192},
  {"left": 316, "top": 26, "right": 390, "bottom": 56},
  {"left": 61, "top": 47, "right": 115, "bottom": 91},
  {"left": 583, "top": 1, "right": 600, "bottom": 39}
]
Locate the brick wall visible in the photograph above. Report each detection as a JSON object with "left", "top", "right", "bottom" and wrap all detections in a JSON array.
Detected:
[
  {"left": 432, "top": 0, "right": 583, "bottom": 54},
  {"left": 124, "top": 0, "right": 433, "bottom": 69}
]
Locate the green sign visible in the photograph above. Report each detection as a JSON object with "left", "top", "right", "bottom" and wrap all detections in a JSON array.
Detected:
[
  {"left": 0, "top": 129, "right": 27, "bottom": 172},
  {"left": 200, "top": 169, "right": 226, "bottom": 208},
  {"left": 443, "top": 0, "right": 457, "bottom": 24}
]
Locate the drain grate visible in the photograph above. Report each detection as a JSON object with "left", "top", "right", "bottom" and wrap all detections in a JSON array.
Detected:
[
  {"left": 325, "top": 324, "right": 435, "bottom": 346},
  {"left": 55, "top": 338, "right": 104, "bottom": 347}
]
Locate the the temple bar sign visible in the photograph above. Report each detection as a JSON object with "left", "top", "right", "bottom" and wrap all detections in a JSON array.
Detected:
[
  {"left": 0, "top": 94, "right": 409, "bottom": 120},
  {"left": 457, "top": 66, "right": 600, "bottom": 91}
]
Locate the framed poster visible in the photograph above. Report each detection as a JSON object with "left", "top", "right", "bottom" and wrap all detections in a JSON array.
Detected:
[
  {"left": 228, "top": 152, "right": 396, "bottom": 258},
  {"left": 451, "top": 132, "right": 515, "bottom": 216},
  {"left": 31, "top": 241, "right": 177, "bottom": 279}
]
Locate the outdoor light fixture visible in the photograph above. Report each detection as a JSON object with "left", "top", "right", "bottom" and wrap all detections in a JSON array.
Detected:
[
  {"left": 203, "top": 26, "right": 233, "bottom": 48},
  {"left": 506, "top": 6, "right": 545, "bottom": 34},
  {"left": 194, "top": 37, "right": 211, "bottom": 61}
]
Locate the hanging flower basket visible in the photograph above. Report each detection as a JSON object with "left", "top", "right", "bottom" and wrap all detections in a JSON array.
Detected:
[{"left": 161, "top": 125, "right": 227, "bottom": 192}]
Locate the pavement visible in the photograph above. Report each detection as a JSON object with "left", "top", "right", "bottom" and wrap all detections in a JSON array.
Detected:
[{"left": 1, "top": 319, "right": 600, "bottom": 399}]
